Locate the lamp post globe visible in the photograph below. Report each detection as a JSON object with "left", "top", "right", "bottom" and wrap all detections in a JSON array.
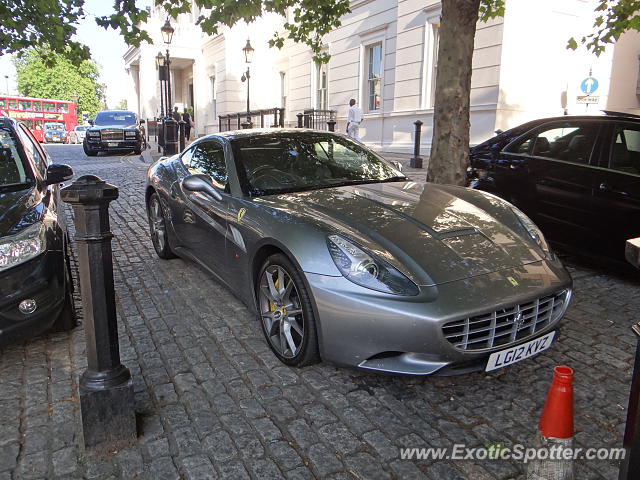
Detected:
[{"left": 161, "top": 19, "right": 174, "bottom": 45}]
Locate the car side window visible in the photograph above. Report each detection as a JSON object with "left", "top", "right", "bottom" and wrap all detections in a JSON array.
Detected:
[
  {"left": 17, "top": 125, "right": 47, "bottom": 177},
  {"left": 186, "top": 141, "right": 229, "bottom": 191},
  {"left": 180, "top": 145, "right": 196, "bottom": 168},
  {"left": 507, "top": 122, "right": 598, "bottom": 165},
  {"left": 609, "top": 123, "right": 640, "bottom": 175}
]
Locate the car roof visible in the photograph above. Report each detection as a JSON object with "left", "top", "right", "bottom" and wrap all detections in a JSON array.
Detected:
[{"left": 96, "top": 110, "right": 137, "bottom": 116}]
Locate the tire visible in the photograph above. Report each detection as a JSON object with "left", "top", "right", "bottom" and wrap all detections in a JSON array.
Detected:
[
  {"left": 83, "top": 143, "right": 98, "bottom": 157},
  {"left": 51, "top": 247, "right": 78, "bottom": 332},
  {"left": 256, "top": 253, "right": 320, "bottom": 367},
  {"left": 147, "top": 192, "right": 177, "bottom": 259}
]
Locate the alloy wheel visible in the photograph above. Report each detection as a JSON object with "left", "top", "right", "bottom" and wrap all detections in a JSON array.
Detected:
[
  {"left": 258, "top": 265, "right": 305, "bottom": 358},
  {"left": 148, "top": 196, "right": 166, "bottom": 253}
]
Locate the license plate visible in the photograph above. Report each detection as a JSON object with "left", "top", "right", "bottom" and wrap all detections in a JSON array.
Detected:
[
  {"left": 108, "top": 142, "right": 118, "bottom": 147},
  {"left": 485, "top": 331, "right": 555, "bottom": 372}
]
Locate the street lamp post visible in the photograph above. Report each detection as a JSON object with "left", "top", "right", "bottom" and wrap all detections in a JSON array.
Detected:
[
  {"left": 240, "top": 38, "right": 254, "bottom": 129},
  {"left": 160, "top": 19, "right": 179, "bottom": 155},
  {"left": 4, "top": 75, "right": 8, "bottom": 95},
  {"left": 156, "top": 52, "right": 165, "bottom": 117},
  {"left": 161, "top": 19, "right": 175, "bottom": 116}
]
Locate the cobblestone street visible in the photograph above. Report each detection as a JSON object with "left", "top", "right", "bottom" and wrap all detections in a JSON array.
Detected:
[{"left": 1, "top": 144, "right": 638, "bottom": 479}]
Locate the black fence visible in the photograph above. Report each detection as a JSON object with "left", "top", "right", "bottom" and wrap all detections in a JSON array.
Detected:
[
  {"left": 299, "top": 109, "right": 336, "bottom": 130},
  {"left": 218, "top": 108, "right": 285, "bottom": 132}
]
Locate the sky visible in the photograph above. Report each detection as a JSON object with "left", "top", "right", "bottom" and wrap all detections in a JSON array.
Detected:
[{"left": 0, "top": 0, "right": 151, "bottom": 107}]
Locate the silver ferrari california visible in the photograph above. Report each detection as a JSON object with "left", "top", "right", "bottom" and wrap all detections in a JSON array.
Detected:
[{"left": 145, "top": 129, "right": 572, "bottom": 375}]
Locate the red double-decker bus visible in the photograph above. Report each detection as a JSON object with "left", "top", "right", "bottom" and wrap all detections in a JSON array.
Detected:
[{"left": 0, "top": 95, "right": 78, "bottom": 142}]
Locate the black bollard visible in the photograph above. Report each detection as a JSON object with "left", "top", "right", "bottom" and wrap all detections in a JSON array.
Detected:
[
  {"left": 327, "top": 120, "right": 336, "bottom": 132},
  {"left": 620, "top": 238, "right": 640, "bottom": 479},
  {"left": 164, "top": 117, "right": 179, "bottom": 155},
  {"left": 61, "top": 176, "right": 136, "bottom": 449},
  {"left": 410, "top": 120, "right": 423, "bottom": 168},
  {"left": 296, "top": 113, "right": 303, "bottom": 128},
  {"left": 178, "top": 120, "right": 186, "bottom": 152}
]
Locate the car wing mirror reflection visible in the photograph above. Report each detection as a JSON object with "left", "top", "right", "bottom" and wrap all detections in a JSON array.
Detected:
[
  {"left": 45, "top": 164, "right": 74, "bottom": 185},
  {"left": 182, "top": 174, "right": 223, "bottom": 201}
]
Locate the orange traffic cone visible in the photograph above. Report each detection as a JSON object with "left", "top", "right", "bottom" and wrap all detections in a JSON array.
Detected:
[{"left": 526, "top": 366, "right": 575, "bottom": 480}]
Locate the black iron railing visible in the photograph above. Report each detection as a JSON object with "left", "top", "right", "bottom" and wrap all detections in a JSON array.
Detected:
[
  {"left": 218, "top": 108, "right": 285, "bottom": 132},
  {"left": 298, "top": 109, "right": 336, "bottom": 130}
]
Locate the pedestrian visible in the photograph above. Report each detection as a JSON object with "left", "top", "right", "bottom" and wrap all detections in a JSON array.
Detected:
[
  {"left": 346, "top": 99, "right": 363, "bottom": 142},
  {"left": 182, "top": 108, "right": 192, "bottom": 141},
  {"left": 172, "top": 106, "right": 181, "bottom": 122}
]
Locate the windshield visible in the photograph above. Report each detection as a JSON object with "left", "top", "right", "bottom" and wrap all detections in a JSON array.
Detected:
[
  {"left": 94, "top": 111, "right": 137, "bottom": 126},
  {"left": 45, "top": 123, "right": 64, "bottom": 130},
  {"left": 76, "top": 126, "right": 88, "bottom": 131},
  {"left": 231, "top": 132, "right": 405, "bottom": 196},
  {"left": 0, "top": 128, "right": 34, "bottom": 190}
]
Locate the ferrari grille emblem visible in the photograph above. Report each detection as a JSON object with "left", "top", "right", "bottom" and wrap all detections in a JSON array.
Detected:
[
  {"left": 237, "top": 208, "right": 247, "bottom": 222},
  {"left": 507, "top": 276, "right": 519, "bottom": 286}
]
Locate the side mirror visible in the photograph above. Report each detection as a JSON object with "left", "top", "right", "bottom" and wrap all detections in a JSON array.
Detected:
[
  {"left": 182, "top": 174, "right": 223, "bottom": 201},
  {"left": 46, "top": 164, "right": 74, "bottom": 185},
  {"left": 88, "top": 119, "right": 94, "bottom": 126},
  {"left": 139, "top": 119, "right": 145, "bottom": 124},
  {"left": 495, "top": 129, "right": 504, "bottom": 135}
]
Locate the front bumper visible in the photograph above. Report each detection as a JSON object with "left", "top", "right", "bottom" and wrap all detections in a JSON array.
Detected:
[
  {"left": 0, "top": 251, "right": 66, "bottom": 347},
  {"left": 306, "top": 259, "right": 572, "bottom": 375},
  {"left": 85, "top": 138, "right": 140, "bottom": 151}
]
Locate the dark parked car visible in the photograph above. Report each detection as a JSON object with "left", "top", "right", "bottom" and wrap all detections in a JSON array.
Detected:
[
  {"left": 146, "top": 129, "right": 571, "bottom": 375},
  {"left": 0, "top": 116, "right": 76, "bottom": 346},
  {"left": 468, "top": 112, "right": 640, "bottom": 259},
  {"left": 83, "top": 110, "right": 144, "bottom": 156}
]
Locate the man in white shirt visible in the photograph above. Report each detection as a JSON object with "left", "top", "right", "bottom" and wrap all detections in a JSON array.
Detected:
[{"left": 346, "top": 99, "right": 363, "bottom": 142}]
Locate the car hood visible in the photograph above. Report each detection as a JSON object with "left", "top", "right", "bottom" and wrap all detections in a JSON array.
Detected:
[
  {"left": 260, "top": 181, "right": 543, "bottom": 286},
  {"left": 0, "top": 186, "right": 41, "bottom": 237}
]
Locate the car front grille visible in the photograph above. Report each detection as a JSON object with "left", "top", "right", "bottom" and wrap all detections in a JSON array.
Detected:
[
  {"left": 442, "top": 290, "right": 570, "bottom": 351},
  {"left": 100, "top": 129, "right": 123, "bottom": 141}
]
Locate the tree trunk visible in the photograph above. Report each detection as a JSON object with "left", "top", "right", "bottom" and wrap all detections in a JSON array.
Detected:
[{"left": 427, "top": 0, "right": 481, "bottom": 185}]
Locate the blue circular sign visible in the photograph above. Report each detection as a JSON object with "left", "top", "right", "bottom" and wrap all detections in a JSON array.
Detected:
[{"left": 580, "top": 77, "right": 598, "bottom": 95}]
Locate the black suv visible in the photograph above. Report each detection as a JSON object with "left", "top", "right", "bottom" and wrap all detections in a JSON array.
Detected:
[
  {"left": 83, "top": 110, "right": 145, "bottom": 156},
  {"left": 0, "top": 116, "right": 76, "bottom": 346},
  {"left": 468, "top": 112, "right": 640, "bottom": 259}
]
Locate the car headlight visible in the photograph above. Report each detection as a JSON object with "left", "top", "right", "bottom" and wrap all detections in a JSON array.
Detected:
[
  {"left": 125, "top": 130, "right": 137, "bottom": 137},
  {"left": 327, "top": 234, "right": 419, "bottom": 296},
  {"left": 88, "top": 131, "right": 100, "bottom": 138},
  {"left": 511, "top": 207, "right": 551, "bottom": 257},
  {"left": 0, "top": 222, "right": 47, "bottom": 272}
]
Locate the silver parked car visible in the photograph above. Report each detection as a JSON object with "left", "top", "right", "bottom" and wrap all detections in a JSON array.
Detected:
[
  {"left": 69, "top": 125, "right": 89, "bottom": 144},
  {"left": 145, "top": 129, "right": 572, "bottom": 375}
]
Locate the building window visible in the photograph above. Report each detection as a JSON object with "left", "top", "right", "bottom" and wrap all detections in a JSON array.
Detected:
[
  {"left": 280, "top": 72, "right": 287, "bottom": 110},
  {"left": 429, "top": 23, "right": 440, "bottom": 107},
  {"left": 315, "top": 63, "right": 328, "bottom": 110},
  {"left": 210, "top": 75, "right": 216, "bottom": 119},
  {"left": 422, "top": 7, "right": 441, "bottom": 109},
  {"left": 367, "top": 43, "right": 382, "bottom": 111}
]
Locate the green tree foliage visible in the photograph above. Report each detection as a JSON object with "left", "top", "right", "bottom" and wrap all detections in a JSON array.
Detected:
[
  {"left": 1, "top": 0, "right": 90, "bottom": 65},
  {"left": 116, "top": 98, "right": 128, "bottom": 110},
  {"left": 568, "top": 0, "right": 640, "bottom": 55},
  {"left": 14, "top": 49, "right": 103, "bottom": 117}
]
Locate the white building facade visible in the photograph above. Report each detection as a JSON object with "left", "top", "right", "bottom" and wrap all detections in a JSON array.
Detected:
[{"left": 123, "top": 0, "right": 640, "bottom": 154}]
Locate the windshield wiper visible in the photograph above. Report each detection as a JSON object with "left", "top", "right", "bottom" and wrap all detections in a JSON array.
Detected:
[{"left": 0, "top": 182, "right": 32, "bottom": 193}]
